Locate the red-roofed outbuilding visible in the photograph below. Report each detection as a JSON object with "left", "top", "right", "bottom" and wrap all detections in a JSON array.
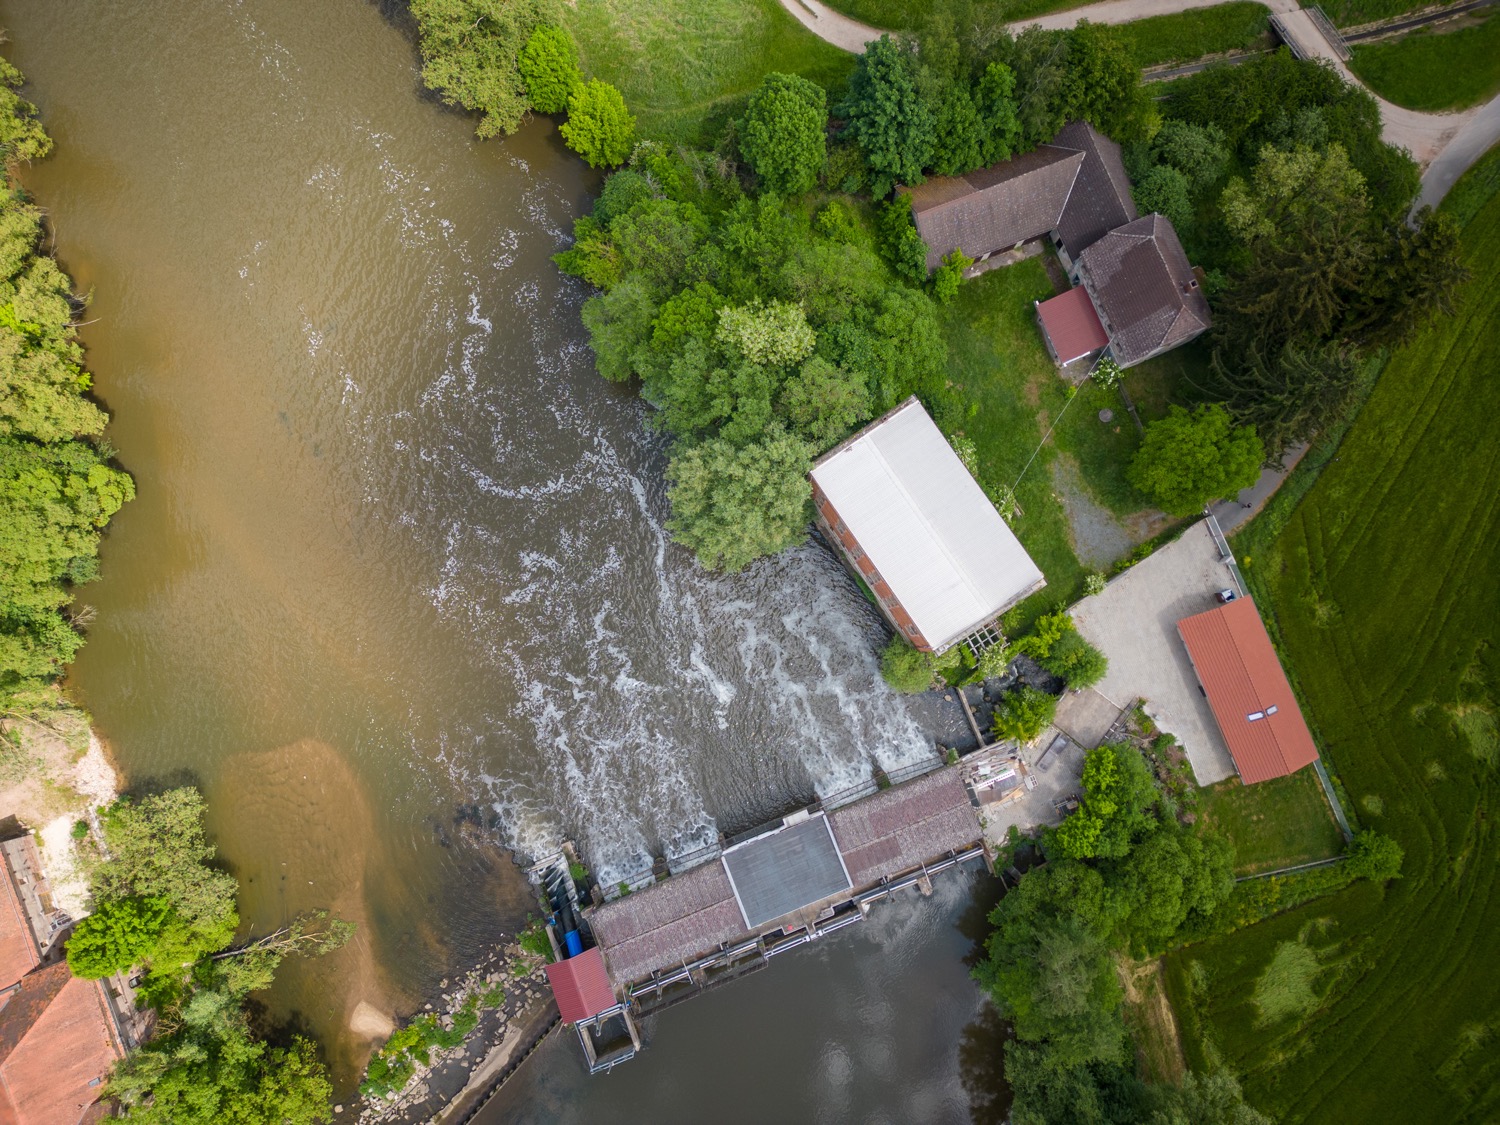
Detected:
[
  {"left": 1036, "top": 286, "right": 1110, "bottom": 366},
  {"left": 1177, "top": 597, "right": 1320, "bottom": 784},
  {"left": 544, "top": 947, "right": 616, "bottom": 1024}
]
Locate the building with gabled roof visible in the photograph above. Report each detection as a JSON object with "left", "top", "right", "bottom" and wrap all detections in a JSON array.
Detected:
[
  {"left": 1071, "top": 214, "right": 1213, "bottom": 368},
  {"left": 810, "top": 398, "right": 1044, "bottom": 653},
  {"left": 904, "top": 120, "right": 1138, "bottom": 273},
  {"left": 1177, "top": 596, "right": 1320, "bottom": 784}
]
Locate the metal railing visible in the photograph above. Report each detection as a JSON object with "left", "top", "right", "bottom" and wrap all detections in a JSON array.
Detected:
[{"left": 1308, "top": 4, "right": 1353, "bottom": 59}]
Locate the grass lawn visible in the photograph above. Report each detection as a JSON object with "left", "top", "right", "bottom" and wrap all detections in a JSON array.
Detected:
[
  {"left": 940, "top": 261, "right": 1088, "bottom": 628},
  {"left": 823, "top": 0, "right": 1097, "bottom": 32},
  {"left": 1113, "top": 3, "right": 1272, "bottom": 68},
  {"left": 1325, "top": 0, "right": 1464, "bottom": 24},
  {"left": 1163, "top": 161, "right": 1500, "bottom": 1124},
  {"left": 1349, "top": 13, "right": 1500, "bottom": 111},
  {"left": 564, "top": 0, "right": 855, "bottom": 143},
  {"left": 1199, "top": 771, "right": 1344, "bottom": 876},
  {"left": 1051, "top": 342, "right": 1209, "bottom": 516}
]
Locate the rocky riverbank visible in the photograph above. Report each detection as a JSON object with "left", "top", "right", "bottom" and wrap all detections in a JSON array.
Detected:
[{"left": 351, "top": 940, "right": 559, "bottom": 1125}]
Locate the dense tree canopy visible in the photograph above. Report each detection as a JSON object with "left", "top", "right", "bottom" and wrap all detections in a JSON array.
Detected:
[
  {"left": 409, "top": 0, "right": 560, "bottom": 138},
  {"left": 0, "top": 68, "right": 132, "bottom": 708},
  {"left": 739, "top": 73, "right": 827, "bottom": 196},
  {"left": 65, "top": 896, "right": 173, "bottom": 980},
  {"left": 1128, "top": 404, "right": 1263, "bottom": 516}
]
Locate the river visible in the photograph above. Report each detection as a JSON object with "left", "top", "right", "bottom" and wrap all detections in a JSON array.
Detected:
[{"left": 2, "top": 0, "right": 992, "bottom": 1111}]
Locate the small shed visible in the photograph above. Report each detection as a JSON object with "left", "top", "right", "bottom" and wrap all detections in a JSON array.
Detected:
[
  {"left": 721, "top": 814, "right": 851, "bottom": 929},
  {"left": 544, "top": 947, "right": 617, "bottom": 1024},
  {"left": 811, "top": 398, "right": 1045, "bottom": 653},
  {"left": 1036, "top": 286, "right": 1110, "bottom": 366},
  {"left": 1177, "top": 597, "right": 1320, "bottom": 784}
]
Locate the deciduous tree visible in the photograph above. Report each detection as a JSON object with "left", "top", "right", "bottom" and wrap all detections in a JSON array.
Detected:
[
  {"left": 1127, "top": 404, "right": 1263, "bottom": 517},
  {"left": 560, "top": 79, "right": 636, "bottom": 168},
  {"left": 66, "top": 896, "right": 173, "bottom": 980},
  {"left": 665, "top": 428, "right": 813, "bottom": 571},
  {"left": 841, "top": 36, "right": 935, "bottom": 196},
  {"left": 409, "top": 0, "right": 559, "bottom": 138},
  {"left": 740, "top": 73, "right": 828, "bottom": 196},
  {"left": 517, "top": 24, "right": 581, "bottom": 115}
]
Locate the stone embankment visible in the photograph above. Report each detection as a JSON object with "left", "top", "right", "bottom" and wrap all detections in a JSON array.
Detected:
[{"left": 351, "top": 941, "right": 559, "bottom": 1125}]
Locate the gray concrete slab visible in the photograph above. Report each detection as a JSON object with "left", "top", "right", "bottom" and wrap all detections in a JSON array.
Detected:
[
  {"left": 1054, "top": 687, "right": 1126, "bottom": 749},
  {"left": 1069, "top": 520, "right": 1239, "bottom": 785}
]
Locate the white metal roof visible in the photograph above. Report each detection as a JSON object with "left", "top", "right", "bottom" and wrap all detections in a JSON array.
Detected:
[{"left": 811, "top": 399, "right": 1045, "bottom": 650}]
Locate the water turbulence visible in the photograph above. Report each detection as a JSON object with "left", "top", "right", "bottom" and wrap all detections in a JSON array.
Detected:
[{"left": 0, "top": 0, "right": 958, "bottom": 1041}]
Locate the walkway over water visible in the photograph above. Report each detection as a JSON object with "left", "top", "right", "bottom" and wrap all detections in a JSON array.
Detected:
[{"left": 586, "top": 767, "right": 985, "bottom": 992}]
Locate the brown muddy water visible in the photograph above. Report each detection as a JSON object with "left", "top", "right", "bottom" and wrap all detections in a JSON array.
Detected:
[{"left": 2, "top": 0, "right": 992, "bottom": 1109}]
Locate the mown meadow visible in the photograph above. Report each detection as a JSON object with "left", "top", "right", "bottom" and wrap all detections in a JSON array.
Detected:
[
  {"left": 1165, "top": 157, "right": 1500, "bottom": 1123},
  {"left": 1349, "top": 12, "right": 1500, "bottom": 112}
]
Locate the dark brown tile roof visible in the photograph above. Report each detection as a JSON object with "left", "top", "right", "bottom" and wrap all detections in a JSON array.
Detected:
[
  {"left": 0, "top": 861, "right": 39, "bottom": 994},
  {"left": 1178, "top": 597, "right": 1320, "bottom": 785},
  {"left": 1050, "top": 120, "right": 1140, "bottom": 257},
  {"left": 904, "top": 147, "right": 1084, "bottom": 272},
  {"left": 1075, "top": 214, "right": 1212, "bottom": 367},
  {"left": 827, "top": 768, "right": 981, "bottom": 887},
  {"left": 901, "top": 120, "right": 1138, "bottom": 271},
  {"left": 588, "top": 862, "right": 747, "bottom": 986},
  {"left": 0, "top": 963, "right": 120, "bottom": 1125}
]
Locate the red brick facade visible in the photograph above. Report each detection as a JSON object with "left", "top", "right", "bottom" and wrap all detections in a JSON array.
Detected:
[{"left": 813, "top": 482, "right": 931, "bottom": 651}]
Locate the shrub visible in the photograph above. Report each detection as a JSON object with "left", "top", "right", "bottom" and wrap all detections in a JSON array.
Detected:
[
  {"left": 517, "top": 916, "right": 552, "bottom": 961},
  {"left": 932, "top": 248, "right": 973, "bottom": 303},
  {"left": 1084, "top": 572, "right": 1107, "bottom": 596},
  {"left": 518, "top": 25, "right": 581, "bottom": 114},
  {"left": 992, "top": 686, "right": 1058, "bottom": 743},
  {"left": 740, "top": 73, "right": 827, "bottom": 196},
  {"left": 1346, "top": 829, "right": 1403, "bottom": 881},
  {"left": 881, "top": 635, "right": 934, "bottom": 694},
  {"left": 877, "top": 197, "right": 929, "bottom": 284},
  {"left": 560, "top": 80, "right": 636, "bottom": 169},
  {"left": 1040, "top": 630, "right": 1109, "bottom": 690},
  {"left": 71, "top": 818, "right": 89, "bottom": 839}
]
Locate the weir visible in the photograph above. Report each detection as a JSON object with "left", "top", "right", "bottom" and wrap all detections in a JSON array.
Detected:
[{"left": 530, "top": 764, "right": 990, "bottom": 1071}]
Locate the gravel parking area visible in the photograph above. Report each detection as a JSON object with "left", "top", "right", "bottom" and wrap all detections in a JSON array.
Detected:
[{"left": 1069, "top": 521, "right": 1239, "bottom": 786}]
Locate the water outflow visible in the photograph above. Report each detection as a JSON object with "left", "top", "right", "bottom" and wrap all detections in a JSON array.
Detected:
[{"left": 408, "top": 285, "right": 944, "bottom": 886}]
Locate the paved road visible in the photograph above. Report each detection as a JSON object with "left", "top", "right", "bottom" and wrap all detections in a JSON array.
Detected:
[
  {"left": 1209, "top": 443, "right": 1309, "bottom": 534},
  {"left": 776, "top": 0, "right": 1500, "bottom": 205},
  {"left": 776, "top": 0, "right": 881, "bottom": 51}
]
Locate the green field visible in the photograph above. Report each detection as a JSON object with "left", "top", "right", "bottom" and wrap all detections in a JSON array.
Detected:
[
  {"left": 1349, "top": 13, "right": 1500, "bottom": 111},
  {"left": 1199, "top": 771, "right": 1344, "bottom": 876},
  {"left": 1164, "top": 165, "right": 1500, "bottom": 1123},
  {"left": 564, "top": 0, "right": 854, "bottom": 142},
  {"left": 822, "top": 0, "right": 1094, "bottom": 32},
  {"left": 1114, "top": 3, "right": 1272, "bottom": 68}
]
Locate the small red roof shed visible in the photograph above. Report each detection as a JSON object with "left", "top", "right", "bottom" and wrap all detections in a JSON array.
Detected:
[
  {"left": 1036, "top": 287, "right": 1109, "bottom": 365},
  {"left": 544, "top": 947, "right": 616, "bottom": 1024},
  {"left": 1177, "top": 597, "right": 1320, "bottom": 784}
]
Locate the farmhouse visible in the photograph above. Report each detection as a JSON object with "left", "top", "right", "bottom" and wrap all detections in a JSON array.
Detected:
[
  {"left": 903, "top": 120, "right": 1137, "bottom": 273},
  {"left": 902, "top": 119, "right": 1211, "bottom": 369},
  {"left": 1177, "top": 596, "right": 1321, "bottom": 784},
  {"left": 810, "top": 398, "right": 1045, "bottom": 654}
]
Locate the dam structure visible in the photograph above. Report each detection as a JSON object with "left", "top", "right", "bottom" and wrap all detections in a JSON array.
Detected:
[{"left": 535, "top": 764, "right": 989, "bottom": 1071}]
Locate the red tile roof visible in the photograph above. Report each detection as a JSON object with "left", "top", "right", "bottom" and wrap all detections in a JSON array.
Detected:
[
  {"left": 0, "top": 962, "right": 122, "bottom": 1125},
  {"left": 544, "top": 947, "right": 616, "bottom": 1024},
  {"left": 1037, "top": 287, "right": 1109, "bottom": 364},
  {"left": 0, "top": 861, "right": 39, "bottom": 993},
  {"left": 1177, "top": 597, "right": 1320, "bottom": 784}
]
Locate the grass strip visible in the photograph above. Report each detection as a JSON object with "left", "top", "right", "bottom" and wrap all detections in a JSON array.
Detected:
[
  {"left": 1115, "top": 3, "right": 1272, "bottom": 68},
  {"left": 1348, "top": 12, "right": 1500, "bottom": 111}
]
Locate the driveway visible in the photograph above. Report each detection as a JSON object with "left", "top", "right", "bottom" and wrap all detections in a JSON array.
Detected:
[{"left": 1069, "top": 520, "right": 1239, "bottom": 785}]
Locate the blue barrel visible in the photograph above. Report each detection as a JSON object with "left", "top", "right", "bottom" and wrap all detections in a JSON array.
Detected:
[{"left": 564, "top": 929, "right": 583, "bottom": 957}]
